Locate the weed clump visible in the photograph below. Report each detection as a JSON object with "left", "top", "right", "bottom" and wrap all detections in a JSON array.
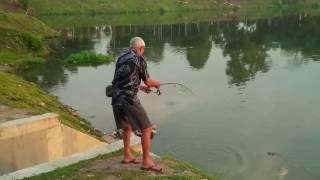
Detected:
[{"left": 65, "top": 51, "right": 113, "bottom": 66}]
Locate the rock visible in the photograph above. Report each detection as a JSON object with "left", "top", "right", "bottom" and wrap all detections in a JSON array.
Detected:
[
  {"left": 102, "top": 135, "right": 117, "bottom": 144},
  {"left": 71, "top": 111, "right": 80, "bottom": 117},
  {"left": 87, "top": 174, "right": 94, "bottom": 177}
]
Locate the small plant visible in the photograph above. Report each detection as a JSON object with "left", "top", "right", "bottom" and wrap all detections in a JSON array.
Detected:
[
  {"left": 65, "top": 51, "right": 113, "bottom": 66},
  {"left": 18, "top": 0, "right": 30, "bottom": 9},
  {"left": 312, "top": 3, "right": 319, "bottom": 9},
  {"left": 19, "top": 32, "right": 44, "bottom": 52}
]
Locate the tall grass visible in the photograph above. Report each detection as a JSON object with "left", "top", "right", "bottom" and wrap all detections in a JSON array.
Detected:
[{"left": 65, "top": 51, "right": 113, "bottom": 66}]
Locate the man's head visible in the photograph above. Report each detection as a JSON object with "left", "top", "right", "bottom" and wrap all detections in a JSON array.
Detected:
[{"left": 130, "top": 37, "right": 145, "bottom": 56}]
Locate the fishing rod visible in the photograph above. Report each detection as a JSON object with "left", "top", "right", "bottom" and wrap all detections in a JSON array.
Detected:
[{"left": 148, "top": 82, "right": 194, "bottom": 95}]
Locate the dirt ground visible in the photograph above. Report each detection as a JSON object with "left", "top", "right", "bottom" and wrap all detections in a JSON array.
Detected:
[
  {"left": 0, "top": 105, "right": 33, "bottom": 123},
  {"left": 75, "top": 154, "right": 205, "bottom": 180}
]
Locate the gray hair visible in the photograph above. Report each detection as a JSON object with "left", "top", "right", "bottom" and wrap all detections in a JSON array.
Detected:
[{"left": 129, "top": 37, "right": 145, "bottom": 49}]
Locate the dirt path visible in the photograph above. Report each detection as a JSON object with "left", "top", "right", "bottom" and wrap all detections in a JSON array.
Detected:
[
  {"left": 73, "top": 154, "right": 206, "bottom": 180},
  {"left": 30, "top": 147, "right": 215, "bottom": 179},
  {"left": 0, "top": 105, "right": 33, "bottom": 123}
]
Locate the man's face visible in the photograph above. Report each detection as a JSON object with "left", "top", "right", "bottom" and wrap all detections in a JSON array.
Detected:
[{"left": 136, "top": 46, "right": 145, "bottom": 56}]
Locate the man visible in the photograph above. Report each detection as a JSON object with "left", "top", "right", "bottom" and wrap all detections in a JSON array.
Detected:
[{"left": 111, "top": 37, "right": 162, "bottom": 172}]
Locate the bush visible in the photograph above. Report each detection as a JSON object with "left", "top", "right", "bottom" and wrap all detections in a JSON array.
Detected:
[
  {"left": 19, "top": 32, "right": 44, "bottom": 52},
  {"left": 18, "top": 0, "right": 30, "bottom": 9},
  {"left": 312, "top": 3, "right": 319, "bottom": 9},
  {"left": 65, "top": 51, "right": 113, "bottom": 66}
]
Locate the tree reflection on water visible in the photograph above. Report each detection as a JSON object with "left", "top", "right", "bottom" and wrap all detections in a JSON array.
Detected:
[{"left": 21, "top": 14, "right": 320, "bottom": 88}]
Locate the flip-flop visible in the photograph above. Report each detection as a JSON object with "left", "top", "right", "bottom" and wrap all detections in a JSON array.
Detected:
[
  {"left": 121, "top": 158, "right": 142, "bottom": 164},
  {"left": 141, "top": 165, "right": 163, "bottom": 173}
]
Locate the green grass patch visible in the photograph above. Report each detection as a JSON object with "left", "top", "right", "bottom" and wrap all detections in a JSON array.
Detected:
[
  {"left": 65, "top": 51, "right": 113, "bottom": 66},
  {"left": 163, "top": 157, "right": 216, "bottom": 180},
  {"left": 0, "top": 51, "right": 44, "bottom": 70},
  {"left": 18, "top": 0, "right": 31, "bottom": 9},
  {"left": 0, "top": 9, "right": 58, "bottom": 69},
  {"left": 39, "top": 10, "right": 224, "bottom": 28},
  {"left": 19, "top": 32, "right": 44, "bottom": 52},
  {"left": 28, "top": 0, "right": 226, "bottom": 15},
  {"left": 25, "top": 0, "right": 320, "bottom": 17},
  {"left": 0, "top": 9, "right": 58, "bottom": 37}
]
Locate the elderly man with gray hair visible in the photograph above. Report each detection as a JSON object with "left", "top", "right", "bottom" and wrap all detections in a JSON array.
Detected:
[{"left": 111, "top": 37, "right": 162, "bottom": 172}]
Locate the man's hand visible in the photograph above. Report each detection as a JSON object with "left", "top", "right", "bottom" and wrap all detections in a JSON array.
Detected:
[
  {"left": 145, "top": 79, "right": 160, "bottom": 89},
  {"left": 140, "top": 86, "right": 152, "bottom": 94}
]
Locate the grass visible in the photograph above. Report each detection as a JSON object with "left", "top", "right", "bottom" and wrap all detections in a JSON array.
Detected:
[
  {"left": 162, "top": 157, "right": 214, "bottom": 179},
  {"left": 0, "top": 71, "right": 99, "bottom": 137},
  {"left": 35, "top": 1, "right": 320, "bottom": 29},
  {"left": 25, "top": 0, "right": 320, "bottom": 17},
  {"left": 65, "top": 51, "right": 113, "bottom": 66},
  {"left": 0, "top": 9, "right": 57, "bottom": 37},
  {"left": 0, "top": 7, "right": 58, "bottom": 68},
  {"left": 39, "top": 10, "right": 224, "bottom": 28},
  {"left": 26, "top": 149, "right": 217, "bottom": 180},
  {"left": 0, "top": 52, "right": 44, "bottom": 69},
  {"left": 29, "top": 0, "right": 227, "bottom": 15},
  {"left": 0, "top": 2, "right": 104, "bottom": 139}
]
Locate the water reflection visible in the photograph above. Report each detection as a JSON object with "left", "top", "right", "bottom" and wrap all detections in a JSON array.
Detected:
[
  {"left": 170, "top": 23, "right": 212, "bottom": 69},
  {"left": 21, "top": 14, "right": 320, "bottom": 88},
  {"left": 20, "top": 60, "right": 67, "bottom": 89},
  {"left": 18, "top": 14, "right": 320, "bottom": 180},
  {"left": 211, "top": 20, "right": 269, "bottom": 86}
]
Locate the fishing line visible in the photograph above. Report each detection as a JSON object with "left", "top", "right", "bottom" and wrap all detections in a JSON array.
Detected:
[
  {"left": 160, "top": 82, "right": 194, "bottom": 95},
  {"left": 149, "top": 82, "right": 194, "bottom": 95}
]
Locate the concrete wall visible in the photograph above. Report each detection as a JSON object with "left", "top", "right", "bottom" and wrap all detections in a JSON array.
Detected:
[{"left": 0, "top": 113, "right": 106, "bottom": 175}]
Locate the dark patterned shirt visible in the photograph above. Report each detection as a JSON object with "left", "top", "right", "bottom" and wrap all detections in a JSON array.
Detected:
[{"left": 111, "top": 49, "right": 149, "bottom": 106}]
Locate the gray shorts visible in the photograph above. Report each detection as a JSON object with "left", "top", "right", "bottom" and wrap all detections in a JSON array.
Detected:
[{"left": 112, "top": 103, "right": 152, "bottom": 131}]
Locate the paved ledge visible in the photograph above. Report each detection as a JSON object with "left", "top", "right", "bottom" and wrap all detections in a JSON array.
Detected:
[
  {"left": 0, "top": 113, "right": 59, "bottom": 140},
  {"left": 0, "top": 136, "right": 140, "bottom": 180},
  {"left": 0, "top": 113, "right": 59, "bottom": 129}
]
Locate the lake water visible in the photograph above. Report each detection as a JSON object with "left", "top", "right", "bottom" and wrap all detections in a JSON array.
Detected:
[{"left": 22, "top": 14, "right": 320, "bottom": 180}]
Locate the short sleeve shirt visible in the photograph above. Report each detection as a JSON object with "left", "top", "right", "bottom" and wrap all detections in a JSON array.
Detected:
[{"left": 111, "top": 49, "right": 149, "bottom": 106}]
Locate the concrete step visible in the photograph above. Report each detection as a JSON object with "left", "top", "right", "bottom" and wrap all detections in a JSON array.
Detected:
[{"left": 0, "top": 113, "right": 108, "bottom": 175}]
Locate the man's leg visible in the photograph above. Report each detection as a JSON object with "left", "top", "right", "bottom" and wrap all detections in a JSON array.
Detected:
[
  {"left": 141, "top": 127, "right": 153, "bottom": 166},
  {"left": 123, "top": 125, "right": 133, "bottom": 161}
]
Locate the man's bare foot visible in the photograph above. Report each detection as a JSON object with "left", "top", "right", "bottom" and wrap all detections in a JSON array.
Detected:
[
  {"left": 141, "top": 164, "right": 163, "bottom": 173},
  {"left": 141, "top": 161, "right": 163, "bottom": 173}
]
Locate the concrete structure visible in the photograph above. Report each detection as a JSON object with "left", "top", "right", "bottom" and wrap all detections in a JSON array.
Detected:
[
  {"left": 0, "top": 113, "right": 107, "bottom": 175},
  {"left": 0, "top": 138, "right": 140, "bottom": 180}
]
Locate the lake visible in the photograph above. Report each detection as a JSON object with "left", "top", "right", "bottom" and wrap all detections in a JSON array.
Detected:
[{"left": 21, "top": 13, "right": 320, "bottom": 180}]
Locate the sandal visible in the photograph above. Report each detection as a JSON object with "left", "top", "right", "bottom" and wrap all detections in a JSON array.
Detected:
[
  {"left": 121, "top": 158, "right": 142, "bottom": 164},
  {"left": 141, "top": 165, "right": 163, "bottom": 173}
]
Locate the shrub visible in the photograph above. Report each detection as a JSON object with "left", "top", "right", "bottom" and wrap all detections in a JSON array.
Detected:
[
  {"left": 65, "top": 51, "right": 113, "bottom": 66},
  {"left": 18, "top": 0, "right": 30, "bottom": 9},
  {"left": 312, "top": 3, "right": 319, "bottom": 9},
  {"left": 19, "top": 32, "right": 44, "bottom": 52}
]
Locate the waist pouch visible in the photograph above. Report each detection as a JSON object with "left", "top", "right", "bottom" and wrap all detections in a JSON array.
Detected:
[{"left": 106, "top": 85, "right": 113, "bottom": 97}]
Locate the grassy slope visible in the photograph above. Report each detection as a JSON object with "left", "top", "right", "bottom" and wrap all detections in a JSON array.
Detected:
[
  {"left": 0, "top": 2, "right": 98, "bottom": 136},
  {"left": 0, "top": 10, "right": 56, "bottom": 37},
  {"left": 29, "top": 0, "right": 320, "bottom": 17},
  {"left": 29, "top": 0, "right": 226, "bottom": 15},
  {"left": 238, "top": 0, "right": 320, "bottom": 18},
  {"left": 0, "top": 3, "right": 58, "bottom": 68},
  {"left": 0, "top": 71, "right": 98, "bottom": 136},
  {"left": 39, "top": 11, "right": 225, "bottom": 28}
]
